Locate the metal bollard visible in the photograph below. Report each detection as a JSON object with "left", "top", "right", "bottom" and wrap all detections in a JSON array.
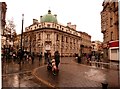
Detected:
[{"left": 101, "top": 82, "right": 108, "bottom": 89}]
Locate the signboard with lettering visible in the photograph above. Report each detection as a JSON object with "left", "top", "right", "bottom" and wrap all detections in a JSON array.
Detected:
[{"left": 109, "top": 40, "right": 119, "bottom": 48}]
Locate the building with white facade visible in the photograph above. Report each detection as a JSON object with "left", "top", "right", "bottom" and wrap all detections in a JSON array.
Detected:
[{"left": 15, "top": 10, "right": 91, "bottom": 56}]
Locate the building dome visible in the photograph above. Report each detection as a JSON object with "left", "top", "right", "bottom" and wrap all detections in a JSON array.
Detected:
[{"left": 41, "top": 10, "right": 58, "bottom": 23}]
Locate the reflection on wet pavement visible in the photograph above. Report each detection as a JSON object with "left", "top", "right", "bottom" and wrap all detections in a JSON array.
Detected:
[
  {"left": 2, "top": 72, "right": 46, "bottom": 87},
  {"left": 2, "top": 57, "right": 119, "bottom": 88},
  {"left": 2, "top": 57, "right": 45, "bottom": 75},
  {"left": 85, "top": 68, "right": 106, "bottom": 82},
  {"left": 2, "top": 57, "right": 47, "bottom": 88}
]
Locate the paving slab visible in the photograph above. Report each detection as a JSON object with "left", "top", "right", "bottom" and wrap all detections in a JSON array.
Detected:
[{"left": 33, "top": 57, "right": 119, "bottom": 88}]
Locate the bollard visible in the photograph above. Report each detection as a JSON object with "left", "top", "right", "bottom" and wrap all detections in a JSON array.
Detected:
[{"left": 101, "top": 82, "right": 108, "bottom": 89}]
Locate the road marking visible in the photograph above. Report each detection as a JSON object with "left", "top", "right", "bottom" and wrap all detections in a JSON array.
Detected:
[{"left": 32, "top": 65, "right": 56, "bottom": 88}]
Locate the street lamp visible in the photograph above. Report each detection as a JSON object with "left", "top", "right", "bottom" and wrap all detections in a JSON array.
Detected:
[
  {"left": 19, "top": 14, "right": 24, "bottom": 65},
  {"left": 20, "top": 14, "right": 24, "bottom": 50}
]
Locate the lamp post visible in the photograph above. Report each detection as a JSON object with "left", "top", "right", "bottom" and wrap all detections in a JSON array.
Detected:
[
  {"left": 19, "top": 14, "right": 24, "bottom": 66},
  {"left": 20, "top": 14, "right": 24, "bottom": 50}
]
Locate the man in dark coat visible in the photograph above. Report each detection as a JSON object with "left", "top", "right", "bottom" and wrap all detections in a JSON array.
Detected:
[
  {"left": 18, "top": 49, "right": 24, "bottom": 64},
  {"left": 31, "top": 52, "right": 35, "bottom": 64},
  {"left": 54, "top": 51, "right": 60, "bottom": 69},
  {"left": 39, "top": 52, "right": 42, "bottom": 62},
  {"left": 78, "top": 56, "right": 81, "bottom": 63}
]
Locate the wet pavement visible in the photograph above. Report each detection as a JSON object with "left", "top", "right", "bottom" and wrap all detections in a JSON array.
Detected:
[
  {"left": 2, "top": 57, "right": 48, "bottom": 88},
  {"left": 2, "top": 57, "right": 119, "bottom": 88},
  {"left": 2, "top": 72, "right": 47, "bottom": 88},
  {"left": 33, "top": 57, "right": 119, "bottom": 88},
  {"left": 2, "top": 57, "right": 45, "bottom": 75}
]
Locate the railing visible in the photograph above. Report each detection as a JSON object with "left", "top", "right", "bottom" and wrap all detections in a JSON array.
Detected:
[{"left": 88, "top": 61, "right": 119, "bottom": 70}]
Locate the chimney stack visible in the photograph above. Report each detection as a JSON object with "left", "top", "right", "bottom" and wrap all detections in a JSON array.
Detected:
[
  {"left": 72, "top": 25, "right": 76, "bottom": 30},
  {"left": 33, "top": 19, "right": 38, "bottom": 24},
  {"left": 40, "top": 16, "right": 43, "bottom": 22},
  {"left": 67, "top": 22, "right": 71, "bottom": 27},
  {"left": 54, "top": 14, "right": 57, "bottom": 18}
]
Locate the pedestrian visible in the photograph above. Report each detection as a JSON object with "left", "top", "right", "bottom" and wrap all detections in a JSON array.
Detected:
[
  {"left": 2, "top": 48, "right": 5, "bottom": 63},
  {"left": 75, "top": 54, "right": 78, "bottom": 60},
  {"left": 13, "top": 52, "right": 16, "bottom": 62},
  {"left": 54, "top": 51, "right": 60, "bottom": 69},
  {"left": 26, "top": 52, "right": 30, "bottom": 62},
  {"left": 18, "top": 49, "right": 24, "bottom": 64},
  {"left": 10, "top": 51, "right": 13, "bottom": 60},
  {"left": 48, "top": 52, "right": 51, "bottom": 63},
  {"left": 24, "top": 51, "right": 27, "bottom": 61},
  {"left": 39, "top": 52, "right": 42, "bottom": 63},
  {"left": 31, "top": 52, "right": 34, "bottom": 64},
  {"left": 44, "top": 51, "right": 48, "bottom": 64},
  {"left": 77, "top": 55, "right": 81, "bottom": 63}
]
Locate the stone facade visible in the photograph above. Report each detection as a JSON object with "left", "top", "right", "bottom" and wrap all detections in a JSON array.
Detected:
[
  {"left": 1, "top": 2, "right": 7, "bottom": 48},
  {"left": 15, "top": 10, "right": 91, "bottom": 57},
  {"left": 79, "top": 31, "right": 91, "bottom": 55},
  {"left": 101, "top": 0, "right": 119, "bottom": 61},
  {"left": 0, "top": 2, "right": 7, "bottom": 35},
  {"left": 91, "top": 41, "right": 103, "bottom": 55}
]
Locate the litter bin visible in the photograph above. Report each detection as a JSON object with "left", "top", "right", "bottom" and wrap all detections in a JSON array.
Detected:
[{"left": 101, "top": 81, "right": 108, "bottom": 89}]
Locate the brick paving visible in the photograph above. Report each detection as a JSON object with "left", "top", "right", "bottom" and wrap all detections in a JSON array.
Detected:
[{"left": 33, "top": 57, "right": 119, "bottom": 88}]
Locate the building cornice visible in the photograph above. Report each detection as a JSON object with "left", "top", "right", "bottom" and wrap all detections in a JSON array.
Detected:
[{"left": 22, "top": 27, "right": 82, "bottom": 39}]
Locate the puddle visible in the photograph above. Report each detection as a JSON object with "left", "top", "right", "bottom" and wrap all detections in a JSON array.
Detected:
[{"left": 85, "top": 69, "right": 106, "bottom": 82}]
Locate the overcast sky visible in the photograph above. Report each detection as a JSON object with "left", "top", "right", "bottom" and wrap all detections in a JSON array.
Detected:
[{"left": 5, "top": 0, "right": 104, "bottom": 41}]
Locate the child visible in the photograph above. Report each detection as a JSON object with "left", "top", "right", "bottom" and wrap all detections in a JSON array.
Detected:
[{"left": 51, "top": 58, "right": 57, "bottom": 71}]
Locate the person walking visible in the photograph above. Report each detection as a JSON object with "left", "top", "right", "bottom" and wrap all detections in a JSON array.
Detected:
[
  {"left": 48, "top": 52, "right": 51, "bottom": 63},
  {"left": 54, "top": 51, "right": 60, "bottom": 69},
  {"left": 13, "top": 52, "right": 16, "bottom": 62},
  {"left": 31, "top": 52, "right": 35, "bottom": 64},
  {"left": 39, "top": 52, "right": 42, "bottom": 63},
  {"left": 44, "top": 51, "right": 48, "bottom": 64},
  {"left": 18, "top": 49, "right": 24, "bottom": 64},
  {"left": 77, "top": 55, "right": 81, "bottom": 63}
]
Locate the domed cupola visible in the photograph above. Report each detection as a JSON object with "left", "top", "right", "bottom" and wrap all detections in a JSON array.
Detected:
[{"left": 40, "top": 10, "right": 58, "bottom": 23}]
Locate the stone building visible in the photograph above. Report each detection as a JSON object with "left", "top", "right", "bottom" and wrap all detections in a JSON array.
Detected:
[
  {"left": 0, "top": 2, "right": 7, "bottom": 35},
  {"left": 15, "top": 10, "right": 91, "bottom": 56},
  {"left": 78, "top": 31, "right": 91, "bottom": 55},
  {"left": 91, "top": 41, "right": 103, "bottom": 55},
  {"left": 101, "top": 0, "right": 119, "bottom": 62},
  {"left": 0, "top": 2, "right": 7, "bottom": 48}
]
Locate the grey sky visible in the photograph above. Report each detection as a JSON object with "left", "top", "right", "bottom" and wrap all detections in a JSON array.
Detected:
[{"left": 5, "top": 0, "right": 103, "bottom": 41}]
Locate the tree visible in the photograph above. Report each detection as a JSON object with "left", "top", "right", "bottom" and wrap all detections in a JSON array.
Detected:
[{"left": 5, "top": 18, "right": 17, "bottom": 48}]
